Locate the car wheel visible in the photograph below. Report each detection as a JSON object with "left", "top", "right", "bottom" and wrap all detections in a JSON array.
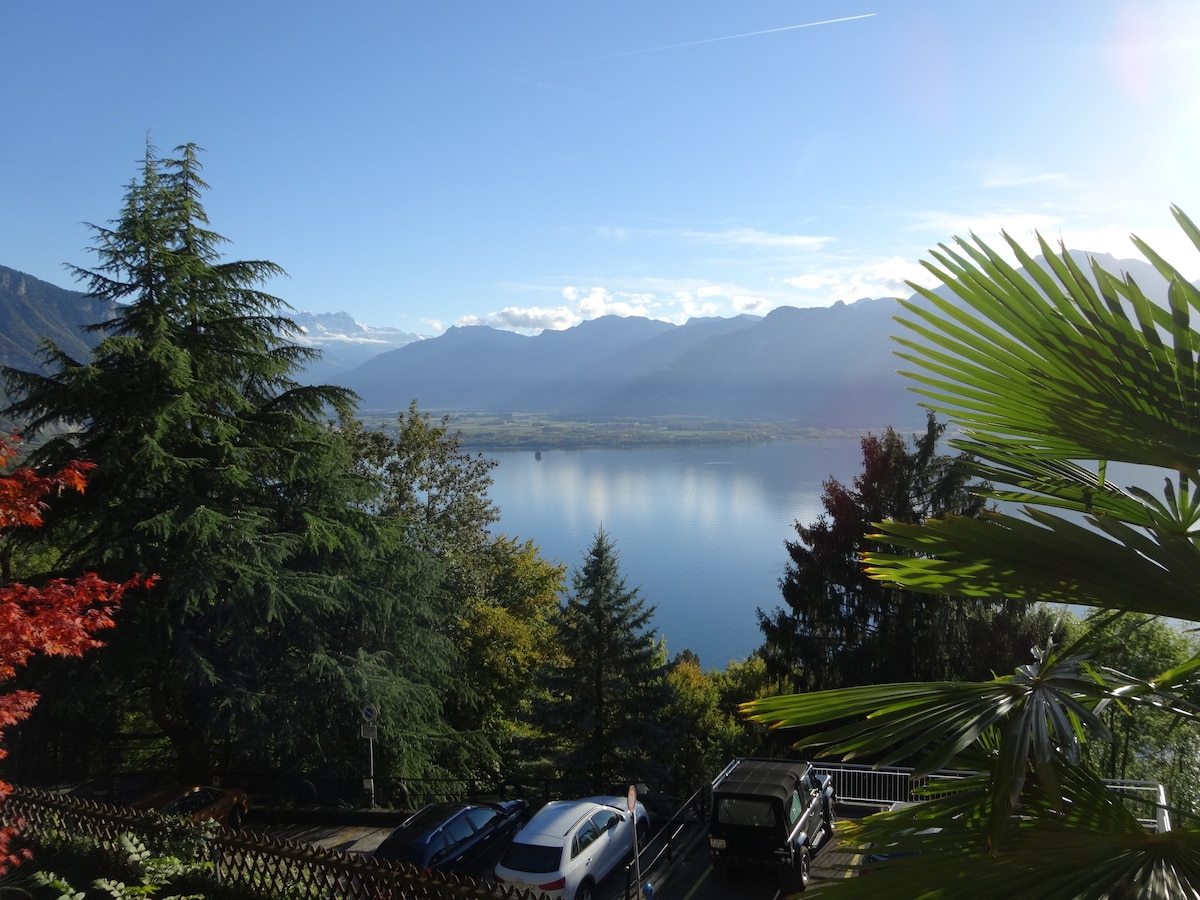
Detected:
[
  {"left": 574, "top": 879, "right": 595, "bottom": 900},
  {"left": 795, "top": 846, "right": 811, "bottom": 891},
  {"left": 637, "top": 819, "right": 649, "bottom": 845}
]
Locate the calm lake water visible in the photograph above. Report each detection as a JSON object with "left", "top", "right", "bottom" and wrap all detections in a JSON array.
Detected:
[{"left": 483, "top": 438, "right": 863, "bottom": 670}]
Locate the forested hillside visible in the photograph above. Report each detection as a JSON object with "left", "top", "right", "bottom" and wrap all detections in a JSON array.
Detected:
[{"left": 0, "top": 265, "right": 115, "bottom": 373}]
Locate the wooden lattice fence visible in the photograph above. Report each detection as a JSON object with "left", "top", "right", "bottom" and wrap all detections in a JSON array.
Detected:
[{"left": 2, "top": 786, "right": 547, "bottom": 899}]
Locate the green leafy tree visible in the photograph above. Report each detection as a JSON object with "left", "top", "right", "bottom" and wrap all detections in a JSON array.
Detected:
[
  {"left": 744, "top": 206, "right": 1200, "bottom": 898},
  {"left": 759, "top": 413, "right": 1054, "bottom": 692},
  {"left": 539, "top": 528, "right": 672, "bottom": 790},
  {"left": 1067, "top": 612, "right": 1200, "bottom": 817},
  {"left": 453, "top": 536, "right": 566, "bottom": 751},
  {"left": 1, "top": 143, "right": 453, "bottom": 781},
  {"left": 339, "top": 407, "right": 567, "bottom": 778},
  {"left": 661, "top": 651, "right": 779, "bottom": 793}
]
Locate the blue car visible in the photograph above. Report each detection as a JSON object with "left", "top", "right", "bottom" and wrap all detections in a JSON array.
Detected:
[{"left": 374, "top": 799, "right": 529, "bottom": 877}]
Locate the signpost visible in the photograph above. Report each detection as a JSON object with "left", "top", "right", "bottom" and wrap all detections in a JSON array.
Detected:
[
  {"left": 628, "top": 785, "right": 645, "bottom": 898},
  {"left": 362, "top": 705, "right": 378, "bottom": 808}
]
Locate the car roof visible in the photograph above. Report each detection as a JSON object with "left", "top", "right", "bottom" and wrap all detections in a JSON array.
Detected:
[
  {"left": 518, "top": 799, "right": 611, "bottom": 844},
  {"left": 714, "top": 758, "right": 810, "bottom": 803}
]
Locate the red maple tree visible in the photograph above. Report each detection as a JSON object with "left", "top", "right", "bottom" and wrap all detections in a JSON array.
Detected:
[{"left": 0, "top": 433, "right": 150, "bottom": 874}]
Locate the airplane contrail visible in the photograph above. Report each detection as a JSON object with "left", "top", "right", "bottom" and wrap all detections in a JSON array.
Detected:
[{"left": 581, "top": 14, "right": 877, "bottom": 62}]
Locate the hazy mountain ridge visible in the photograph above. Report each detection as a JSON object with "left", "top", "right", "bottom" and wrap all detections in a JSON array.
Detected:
[
  {"left": 339, "top": 299, "right": 913, "bottom": 428},
  {"left": 0, "top": 265, "right": 117, "bottom": 374},
  {"left": 1, "top": 251, "right": 1186, "bottom": 432},
  {"left": 0, "top": 269, "right": 423, "bottom": 384},
  {"left": 333, "top": 249, "right": 1184, "bottom": 427},
  {"left": 287, "top": 310, "right": 425, "bottom": 383}
]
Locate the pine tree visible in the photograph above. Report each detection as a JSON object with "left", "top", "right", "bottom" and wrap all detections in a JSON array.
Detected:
[
  {"left": 1, "top": 143, "right": 454, "bottom": 780},
  {"left": 757, "top": 413, "right": 1053, "bottom": 691},
  {"left": 541, "top": 528, "right": 671, "bottom": 791}
]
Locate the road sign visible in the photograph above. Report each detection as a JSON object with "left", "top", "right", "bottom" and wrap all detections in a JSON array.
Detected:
[
  {"left": 362, "top": 704, "right": 378, "bottom": 722},
  {"left": 628, "top": 784, "right": 637, "bottom": 812}
]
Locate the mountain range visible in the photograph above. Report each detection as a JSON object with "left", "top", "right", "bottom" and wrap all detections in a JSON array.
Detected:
[
  {"left": 0, "top": 252, "right": 1182, "bottom": 432},
  {"left": 340, "top": 300, "right": 915, "bottom": 429}
]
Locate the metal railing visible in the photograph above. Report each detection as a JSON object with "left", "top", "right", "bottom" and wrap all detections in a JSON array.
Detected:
[
  {"left": 810, "top": 761, "right": 965, "bottom": 807},
  {"left": 1102, "top": 778, "right": 1172, "bottom": 833},
  {"left": 621, "top": 787, "right": 707, "bottom": 898},
  {"left": 810, "top": 761, "right": 1173, "bottom": 833}
]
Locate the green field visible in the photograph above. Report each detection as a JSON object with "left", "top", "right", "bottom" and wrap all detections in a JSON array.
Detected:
[{"left": 354, "top": 410, "right": 874, "bottom": 451}]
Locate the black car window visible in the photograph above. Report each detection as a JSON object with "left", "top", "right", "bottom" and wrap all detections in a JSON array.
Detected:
[
  {"left": 500, "top": 842, "right": 562, "bottom": 874},
  {"left": 444, "top": 814, "right": 475, "bottom": 845},
  {"left": 465, "top": 807, "right": 500, "bottom": 832},
  {"left": 716, "top": 798, "right": 776, "bottom": 828},
  {"left": 394, "top": 803, "right": 460, "bottom": 840},
  {"left": 572, "top": 820, "right": 600, "bottom": 857},
  {"left": 589, "top": 810, "right": 618, "bottom": 835},
  {"left": 428, "top": 832, "right": 453, "bottom": 866}
]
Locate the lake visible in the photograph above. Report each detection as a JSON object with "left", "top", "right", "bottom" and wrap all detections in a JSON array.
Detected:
[{"left": 483, "top": 438, "right": 863, "bottom": 670}]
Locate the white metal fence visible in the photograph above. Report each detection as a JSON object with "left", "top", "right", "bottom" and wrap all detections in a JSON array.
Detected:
[{"left": 809, "top": 761, "right": 1171, "bottom": 832}]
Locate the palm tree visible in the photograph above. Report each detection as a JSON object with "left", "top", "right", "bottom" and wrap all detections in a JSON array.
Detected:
[{"left": 744, "top": 206, "right": 1200, "bottom": 899}]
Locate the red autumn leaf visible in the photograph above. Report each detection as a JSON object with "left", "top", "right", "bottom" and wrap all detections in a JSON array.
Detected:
[{"left": 0, "top": 433, "right": 152, "bottom": 875}]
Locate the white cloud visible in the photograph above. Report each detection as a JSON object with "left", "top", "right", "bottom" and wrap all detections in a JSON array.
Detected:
[
  {"left": 458, "top": 305, "right": 581, "bottom": 333},
  {"left": 909, "top": 209, "right": 1065, "bottom": 241},
  {"left": 785, "top": 273, "right": 838, "bottom": 291},
  {"left": 683, "top": 227, "right": 833, "bottom": 249},
  {"left": 782, "top": 256, "right": 940, "bottom": 306},
  {"left": 669, "top": 290, "right": 722, "bottom": 320},
  {"left": 731, "top": 294, "right": 772, "bottom": 314},
  {"left": 977, "top": 163, "right": 1069, "bottom": 190},
  {"left": 456, "top": 285, "right": 669, "bottom": 334},
  {"left": 595, "top": 225, "right": 631, "bottom": 241},
  {"left": 576, "top": 286, "right": 654, "bottom": 319}
]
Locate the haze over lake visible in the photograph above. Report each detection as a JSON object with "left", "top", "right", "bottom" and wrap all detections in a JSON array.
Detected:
[{"left": 484, "top": 438, "right": 864, "bottom": 669}]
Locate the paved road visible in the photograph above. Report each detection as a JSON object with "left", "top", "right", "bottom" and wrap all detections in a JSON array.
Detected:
[
  {"left": 259, "top": 822, "right": 392, "bottom": 856},
  {"left": 646, "top": 820, "right": 856, "bottom": 900}
]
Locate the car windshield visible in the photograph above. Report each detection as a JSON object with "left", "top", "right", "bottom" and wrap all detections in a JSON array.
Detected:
[
  {"left": 162, "top": 789, "right": 221, "bottom": 815},
  {"left": 716, "top": 798, "right": 777, "bottom": 828},
  {"left": 397, "top": 804, "right": 460, "bottom": 836},
  {"left": 500, "top": 841, "right": 562, "bottom": 874}
]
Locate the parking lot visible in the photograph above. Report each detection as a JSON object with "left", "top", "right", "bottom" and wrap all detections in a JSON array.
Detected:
[{"left": 262, "top": 803, "right": 868, "bottom": 900}]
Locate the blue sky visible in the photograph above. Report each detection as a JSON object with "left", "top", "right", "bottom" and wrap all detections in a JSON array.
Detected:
[{"left": 3, "top": 1, "right": 1198, "bottom": 335}]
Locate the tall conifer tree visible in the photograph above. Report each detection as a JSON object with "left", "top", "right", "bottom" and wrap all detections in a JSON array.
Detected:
[
  {"left": 2, "top": 143, "right": 453, "bottom": 780},
  {"left": 541, "top": 528, "right": 671, "bottom": 790}
]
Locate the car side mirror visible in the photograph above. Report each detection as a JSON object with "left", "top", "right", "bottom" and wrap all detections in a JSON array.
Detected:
[{"left": 607, "top": 814, "right": 620, "bottom": 831}]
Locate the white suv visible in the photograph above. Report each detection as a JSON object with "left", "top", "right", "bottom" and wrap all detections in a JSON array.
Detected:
[{"left": 493, "top": 796, "right": 650, "bottom": 900}]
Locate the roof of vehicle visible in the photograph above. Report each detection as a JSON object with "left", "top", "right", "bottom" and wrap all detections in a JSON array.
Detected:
[
  {"left": 516, "top": 799, "right": 611, "bottom": 846},
  {"left": 712, "top": 758, "right": 811, "bottom": 803}
]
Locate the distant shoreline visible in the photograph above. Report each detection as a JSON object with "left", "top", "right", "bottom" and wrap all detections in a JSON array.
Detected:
[{"left": 354, "top": 410, "right": 926, "bottom": 452}]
